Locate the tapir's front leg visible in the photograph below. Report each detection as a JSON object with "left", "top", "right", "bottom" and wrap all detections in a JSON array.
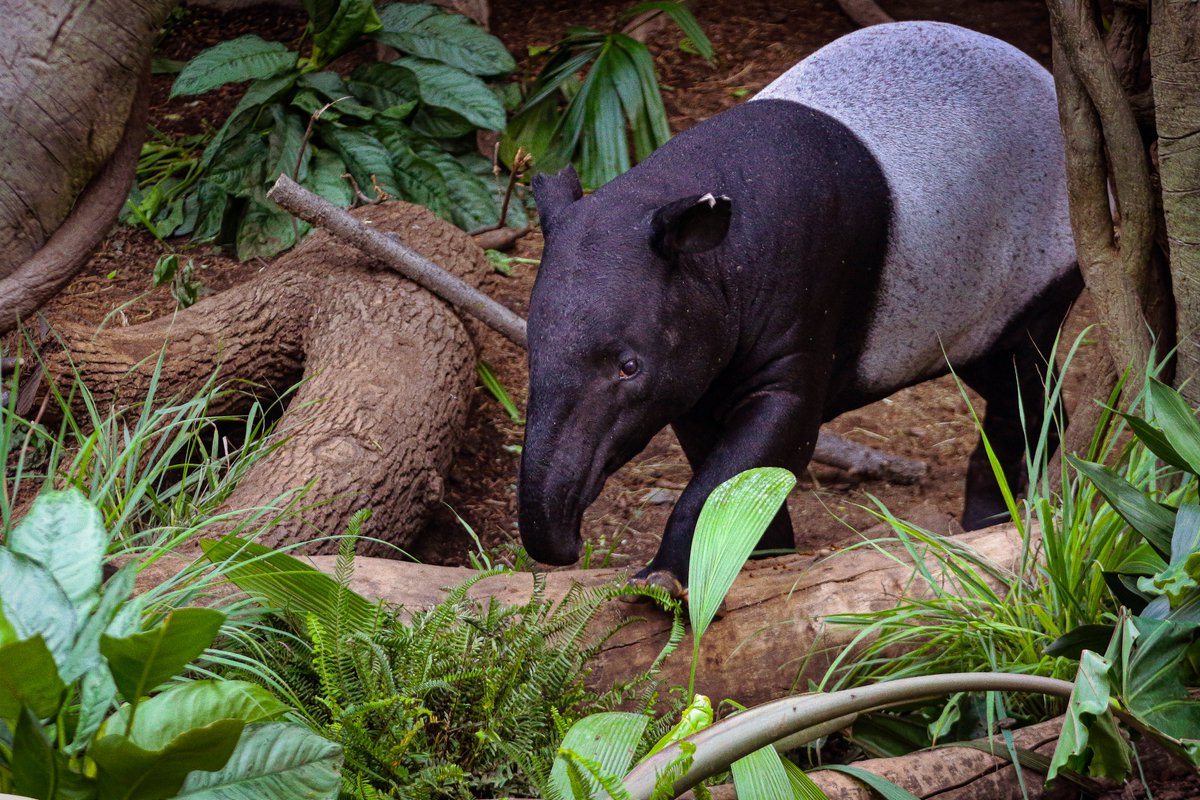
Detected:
[{"left": 635, "top": 391, "right": 822, "bottom": 596}]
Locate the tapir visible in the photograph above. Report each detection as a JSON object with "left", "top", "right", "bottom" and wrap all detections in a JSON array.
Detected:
[{"left": 519, "top": 21, "right": 1081, "bottom": 594}]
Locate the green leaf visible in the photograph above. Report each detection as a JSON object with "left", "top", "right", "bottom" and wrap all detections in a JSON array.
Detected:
[
  {"left": 347, "top": 61, "right": 420, "bottom": 110},
  {"left": 374, "top": 6, "right": 516, "bottom": 76},
  {"left": 267, "top": 104, "right": 309, "bottom": 184},
  {"left": 0, "top": 597, "right": 16, "bottom": 646},
  {"left": 61, "top": 561, "right": 137, "bottom": 685},
  {"left": 1068, "top": 455, "right": 1175, "bottom": 558},
  {"left": 0, "top": 635, "right": 67, "bottom": 720},
  {"left": 8, "top": 488, "right": 107, "bottom": 615},
  {"left": 175, "top": 722, "right": 342, "bottom": 799},
  {"left": 91, "top": 719, "right": 245, "bottom": 800},
  {"left": 476, "top": 359, "right": 523, "bottom": 423},
  {"left": 780, "top": 758, "right": 834, "bottom": 800},
  {"left": 1047, "top": 648, "right": 1131, "bottom": 781},
  {"left": 1117, "top": 411, "right": 1193, "bottom": 472},
  {"left": 200, "top": 537, "right": 379, "bottom": 635},
  {"left": 311, "top": 0, "right": 382, "bottom": 65},
  {"left": 13, "top": 705, "right": 63, "bottom": 798},
  {"left": 71, "top": 668, "right": 120, "bottom": 756},
  {"left": 172, "top": 36, "right": 296, "bottom": 97},
  {"left": 300, "top": 0, "right": 338, "bottom": 34},
  {"left": 814, "top": 764, "right": 919, "bottom": 799},
  {"left": 621, "top": 1, "right": 714, "bottom": 61},
  {"left": 236, "top": 198, "right": 304, "bottom": 261},
  {"left": 153, "top": 253, "right": 180, "bottom": 286},
  {"left": 107, "top": 680, "right": 290, "bottom": 752},
  {"left": 303, "top": 149, "right": 354, "bottom": 207},
  {"left": 1116, "top": 616, "right": 1200, "bottom": 748},
  {"left": 322, "top": 124, "right": 400, "bottom": 199},
  {"left": 551, "top": 712, "right": 646, "bottom": 800},
  {"left": 641, "top": 694, "right": 712, "bottom": 761},
  {"left": 1045, "top": 624, "right": 1117, "bottom": 660},
  {"left": 409, "top": 105, "right": 478, "bottom": 139},
  {"left": 205, "top": 126, "right": 269, "bottom": 199},
  {"left": 386, "top": 138, "right": 452, "bottom": 217},
  {"left": 101, "top": 607, "right": 226, "bottom": 703},
  {"left": 395, "top": 56, "right": 508, "bottom": 130},
  {"left": 297, "top": 72, "right": 377, "bottom": 120},
  {"left": 577, "top": 46, "right": 631, "bottom": 187},
  {"left": 688, "top": 468, "right": 796, "bottom": 638},
  {"left": 730, "top": 745, "right": 793, "bottom": 800},
  {"left": 1147, "top": 376, "right": 1200, "bottom": 475},
  {"left": 1138, "top": 503, "right": 1200, "bottom": 604},
  {"left": 0, "top": 548, "right": 79, "bottom": 665}
]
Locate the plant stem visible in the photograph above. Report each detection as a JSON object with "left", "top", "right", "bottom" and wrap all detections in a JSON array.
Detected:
[{"left": 621, "top": 672, "right": 1077, "bottom": 800}]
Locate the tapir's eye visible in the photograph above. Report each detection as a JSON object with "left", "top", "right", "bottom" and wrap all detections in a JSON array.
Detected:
[{"left": 618, "top": 357, "right": 640, "bottom": 379}]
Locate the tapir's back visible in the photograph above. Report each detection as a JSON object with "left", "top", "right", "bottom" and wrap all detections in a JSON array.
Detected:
[{"left": 755, "top": 22, "right": 1075, "bottom": 394}]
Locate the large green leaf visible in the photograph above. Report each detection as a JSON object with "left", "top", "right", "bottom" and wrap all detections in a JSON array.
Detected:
[
  {"left": 0, "top": 548, "right": 78, "bottom": 664},
  {"left": 107, "top": 680, "right": 290, "bottom": 751},
  {"left": 71, "top": 668, "right": 120, "bottom": 756},
  {"left": 200, "top": 537, "right": 379, "bottom": 635},
  {"left": 0, "top": 635, "right": 67, "bottom": 721},
  {"left": 311, "top": 0, "right": 382, "bottom": 65},
  {"left": 303, "top": 149, "right": 354, "bottom": 208},
  {"left": 1138, "top": 502, "right": 1200, "bottom": 605},
  {"left": 409, "top": 105, "right": 478, "bottom": 139},
  {"left": 267, "top": 104, "right": 309, "bottom": 185},
  {"left": 1116, "top": 616, "right": 1200, "bottom": 753},
  {"left": 205, "top": 126, "right": 269, "bottom": 199},
  {"left": 688, "top": 468, "right": 796, "bottom": 638},
  {"left": 390, "top": 143, "right": 452, "bottom": 219},
  {"left": 12, "top": 705, "right": 96, "bottom": 799},
  {"left": 729, "top": 745, "right": 793, "bottom": 800},
  {"left": 91, "top": 719, "right": 245, "bottom": 800},
  {"left": 1047, "top": 648, "right": 1131, "bottom": 781},
  {"left": 1117, "top": 411, "right": 1192, "bottom": 472},
  {"left": 172, "top": 36, "right": 296, "bottom": 97},
  {"left": 415, "top": 147, "right": 497, "bottom": 229},
  {"left": 8, "top": 488, "right": 106, "bottom": 615},
  {"left": 175, "top": 722, "right": 342, "bottom": 799},
  {"left": 236, "top": 197, "right": 304, "bottom": 261},
  {"left": 1068, "top": 455, "right": 1175, "bottom": 557},
  {"left": 394, "top": 56, "right": 507, "bottom": 130},
  {"left": 374, "top": 5, "right": 516, "bottom": 76},
  {"left": 297, "top": 71, "right": 377, "bottom": 120},
  {"left": 322, "top": 124, "right": 401, "bottom": 199},
  {"left": 347, "top": 61, "right": 420, "bottom": 110},
  {"left": 100, "top": 607, "right": 226, "bottom": 703},
  {"left": 551, "top": 712, "right": 647, "bottom": 800},
  {"left": 577, "top": 46, "right": 631, "bottom": 188},
  {"left": 1147, "top": 376, "right": 1200, "bottom": 475}
]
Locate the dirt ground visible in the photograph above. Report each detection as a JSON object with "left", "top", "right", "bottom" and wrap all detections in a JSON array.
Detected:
[{"left": 30, "top": 1, "right": 1200, "bottom": 797}]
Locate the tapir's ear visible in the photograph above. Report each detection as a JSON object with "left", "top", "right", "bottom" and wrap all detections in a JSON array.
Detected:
[
  {"left": 651, "top": 193, "right": 733, "bottom": 258},
  {"left": 532, "top": 165, "right": 583, "bottom": 234}
]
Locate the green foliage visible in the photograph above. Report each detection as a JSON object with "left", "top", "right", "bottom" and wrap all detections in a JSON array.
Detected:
[
  {"left": 476, "top": 359, "right": 523, "bottom": 424},
  {"left": 819, "top": 336, "right": 1151, "bottom": 726},
  {"left": 504, "top": 1, "right": 713, "bottom": 189},
  {"left": 208, "top": 535, "right": 682, "bottom": 799},
  {"left": 152, "top": 254, "right": 203, "bottom": 309},
  {"left": 0, "top": 489, "right": 341, "bottom": 799},
  {"left": 131, "top": 2, "right": 524, "bottom": 261}
]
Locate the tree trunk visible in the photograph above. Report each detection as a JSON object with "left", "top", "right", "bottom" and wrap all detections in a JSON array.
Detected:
[
  {"left": 51, "top": 203, "right": 489, "bottom": 554},
  {"left": 0, "top": 0, "right": 176, "bottom": 332},
  {"left": 305, "top": 524, "right": 1024, "bottom": 708},
  {"left": 1150, "top": 0, "right": 1200, "bottom": 402}
]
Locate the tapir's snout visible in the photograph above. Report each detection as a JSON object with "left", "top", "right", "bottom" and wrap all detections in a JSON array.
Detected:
[{"left": 518, "top": 479, "right": 588, "bottom": 566}]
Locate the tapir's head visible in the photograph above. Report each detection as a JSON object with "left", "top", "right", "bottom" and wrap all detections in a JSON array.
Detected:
[{"left": 519, "top": 165, "right": 735, "bottom": 565}]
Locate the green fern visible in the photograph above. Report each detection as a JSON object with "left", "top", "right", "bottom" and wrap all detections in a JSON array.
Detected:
[{"left": 216, "top": 548, "right": 682, "bottom": 798}]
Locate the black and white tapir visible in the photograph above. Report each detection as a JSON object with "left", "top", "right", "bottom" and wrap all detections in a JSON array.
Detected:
[{"left": 519, "top": 21, "right": 1081, "bottom": 594}]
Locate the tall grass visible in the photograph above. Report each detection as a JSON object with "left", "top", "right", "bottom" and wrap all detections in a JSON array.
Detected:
[{"left": 818, "top": 334, "right": 1181, "bottom": 722}]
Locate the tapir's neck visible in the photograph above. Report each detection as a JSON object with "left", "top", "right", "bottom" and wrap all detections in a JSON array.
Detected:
[{"left": 597, "top": 99, "right": 892, "bottom": 415}]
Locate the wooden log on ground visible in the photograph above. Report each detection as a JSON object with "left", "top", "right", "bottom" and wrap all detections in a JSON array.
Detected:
[{"left": 308, "top": 523, "right": 1024, "bottom": 708}]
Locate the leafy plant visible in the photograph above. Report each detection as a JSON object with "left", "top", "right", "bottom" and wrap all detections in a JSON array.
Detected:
[
  {"left": 132, "top": 1, "right": 525, "bottom": 260},
  {"left": 504, "top": 1, "right": 714, "bottom": 189},
  {"left": 202, "top": 532, "right": 684, "bottom": 799},
  {"left": 0, "top": 488, "right": 342, "bottom": 798},
  {"left": 152, "top": 253, "right": 204, "bottom": 309}
]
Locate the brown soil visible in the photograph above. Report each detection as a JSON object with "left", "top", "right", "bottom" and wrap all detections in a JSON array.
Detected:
[{"left": 30, "top": 1, "right": 1200, "bottom": 797}]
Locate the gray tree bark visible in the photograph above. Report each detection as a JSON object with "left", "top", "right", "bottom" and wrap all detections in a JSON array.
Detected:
[
  {"left": 1150, "top": 0, "right": 1200, "bottom": 402},
  {"left": 0, "top": 0, "right": 176, "bottom": 333}
]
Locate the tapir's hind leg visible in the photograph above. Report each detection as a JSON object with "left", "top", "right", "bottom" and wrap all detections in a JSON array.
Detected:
[{"left": 957, "top": 270, "right": 1082, "bottom": 530}]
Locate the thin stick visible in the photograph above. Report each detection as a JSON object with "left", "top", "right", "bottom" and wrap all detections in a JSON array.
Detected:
[{"left": 267, "top": 174, "right": 528, "bottom": 347}]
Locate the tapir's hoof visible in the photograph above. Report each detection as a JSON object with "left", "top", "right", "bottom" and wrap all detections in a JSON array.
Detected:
[{"left": 620, "top": 570, "right": 687, "bottom": 604}]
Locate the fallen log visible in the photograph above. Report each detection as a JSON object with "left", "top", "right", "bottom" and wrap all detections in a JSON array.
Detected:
[{"left": 307, "top": 523, "right": 1024, "bottom": 708}]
